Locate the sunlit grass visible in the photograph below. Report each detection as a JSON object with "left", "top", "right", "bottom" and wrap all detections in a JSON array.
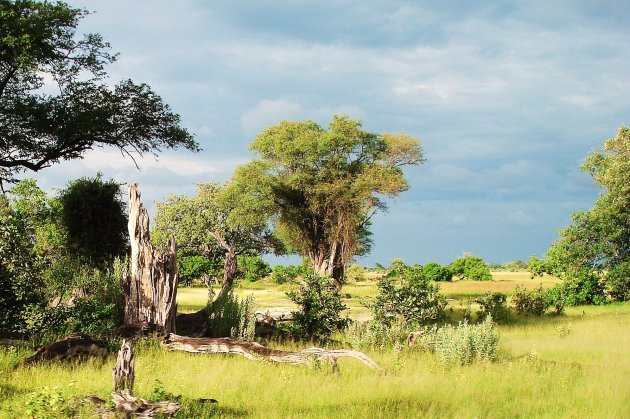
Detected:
[{"left": 1, "top": 303, "right": 629, "bottom": 418}]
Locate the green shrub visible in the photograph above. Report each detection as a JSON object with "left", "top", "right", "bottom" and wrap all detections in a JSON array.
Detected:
[
  {"left": 605, "top": 262, "right": 630, "bottom": 301},
  {"left": 287, "top": 275, "right": 349, "bottom": 342},
  {"left": 271, "top": 264, "right": 306, "bottom": 284},
  {"left": 511, "top": 286, "right": 549, "bottom": 316},
  {"left": 475, "top": 292, "right": 509, "bottom": 321},
  {"left": 429, "top": 316, "right": 499, "bottom": 365},
  {"left": 237, "top": 255, "right": 271, "bottom": 282},
  {"left": 372, "top": 268, "right": 446, "bottom": 328},
  {"left": 545, "top": 285, "right": 566, "bottom": 315},
  {"left": 179, "top": 255, "right": 220, "bottom": 286},
  {"left": 422, "top": 261, "right": 453, "bottom": 282},
  {"left": 345, "top": 264, "right": 367, "bottom": 283},
  {"left": 346, "top": 318, "right": 409, "bottom": 350},
  {"left": 450, "top": 255, "right": 492, "bottom": 281},
  {"left": 207, "top": 290, "right": 256, "bottom": 340},
  {"left": 562, "top": 272, "right": 607, "bottom": 306}
]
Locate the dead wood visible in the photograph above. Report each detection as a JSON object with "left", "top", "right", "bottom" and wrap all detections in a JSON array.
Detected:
[
  {"left": 113, "top": 339, "right": 135, "bottom": 391},
  {"left": 124, "top": 184, "right": 178, "bottom": 333},
  {"left": 162, "top": 333, "right": 382, "bottom": 371},
  {"left": 22, "top": 334, "right": 108, "bottom": 365},
  {"left": 110, "top": 389, "right": 180, "bottom": 418}
]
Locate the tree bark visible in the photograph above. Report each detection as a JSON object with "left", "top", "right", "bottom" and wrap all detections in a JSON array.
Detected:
[
  {"left": 124, "top": 183, "right": 178, "bottom": 333},
  {"left": 162, "top": 333, "right": 382, "bottom": 371},
  {"left": 22, "top": 334, "right": 108, "bottom": 365},
  {"left": 112, "top": 339, "right": 134, "bottom": 392},
  {"left": 209, "top": 231, "right": 237, "bottom": 303}
]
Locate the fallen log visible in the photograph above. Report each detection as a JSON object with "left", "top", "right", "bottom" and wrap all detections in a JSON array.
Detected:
[
  {"left": 111, "top": 389, "right": 180, "bottom": 418},
  {"left": 162, "top": 333, "right": 382, "bottom": 371},
  {"left": 22, "top": 334, "right": 108, "bottom": 365}
]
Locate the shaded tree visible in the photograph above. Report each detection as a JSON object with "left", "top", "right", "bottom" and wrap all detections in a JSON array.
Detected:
[
  {"left": 230, "top": 115, "right": 423, "bottom": 287},
  {"left": 0, "top": 0, "right": 198, "bottom": 187},
  {"left": 58, "top": 174, "right": 128, "bottom": 266}
]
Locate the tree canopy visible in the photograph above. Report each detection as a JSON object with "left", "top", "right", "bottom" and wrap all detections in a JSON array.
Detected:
[
  {"left": 229, "top": 115, "right": 424, "bottom": 286},
  {"left": 543, "top": 126, "right": 630, "bottom": 302},
  {"left": 0, "top": 0, "right": 198, "bottom": 186}
]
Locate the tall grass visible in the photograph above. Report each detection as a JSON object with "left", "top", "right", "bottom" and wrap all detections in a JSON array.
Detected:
[{"left": 1, "top": 303, "right": 629, "bottom": 418}]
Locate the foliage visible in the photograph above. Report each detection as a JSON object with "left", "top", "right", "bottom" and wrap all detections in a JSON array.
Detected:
[
  {"left": 287, "top": 275, "right": 350, "bottom": 342},
  {"left": 346, "top": 318, "right": 409, "bottom": 350},
  {"left": 372, "top": 267, "right": 446, "bottom": 327},
  {"left": 542, "top": 126, "right": 630, "bottom": 304},
  {"left": 207, "top": 290, "right": 256, "bottom": 340},
  {"left": 179, "top": 255, "right": 221, "bottom": 286},
  {"left": 229, "top": 116, "right": 423, "bottom": 284},
  {"left": 344, "top": 263, "right": 367, "bottom": 283},
  {"left": 527, "top": 255, "right": 549, "bottom": 278},
  {"left": 237, "top": 255, "right": 271, "bottom": 282},
  {"left": 427, "top": 316, "right": 499, "bottom": 365},
  {"left": 58, "top": 174, "right": 128, "bottom": 266},
  {"left": 0, "top": 0, "right": 197, "bottom": 183},
  {"left": 25, "top": 386, "right": 77, "bottom": 418},
  {"left": 271, "top": 264, "right": 311, "bottom": 284},
  {"left": 475, "top": 292, "right": 509, "bottom": 322},
  {"left": 606, "top": 262, "right": 630, "bottom": 301},
  {"left": 422, "top": 261, "right": 453, "bottom": 282},
  {"left": 450, "top": 255, "right": 492, "bottom": 281},
  {"left": 511, "top": 286, "right": 552, "bottom": 316}
]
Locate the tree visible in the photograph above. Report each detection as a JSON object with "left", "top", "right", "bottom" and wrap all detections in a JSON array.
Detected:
[
  {"left": 543, "top": 126, "right": 630, "bottom": 302},
  {"left": 153, "top": 182, "right": 282, "bottom": 301},
  {"left": 450, "top": 255, "right": 492, "bottom": 281},
  {"left": 0, "top": 0, "right": 198, "bottom": 186},
  {"left": 57, "top": 174, "right": 128, "bottom": 266},
  {"left": 230, "top": 115, "right": 423, "bottom": 287}
]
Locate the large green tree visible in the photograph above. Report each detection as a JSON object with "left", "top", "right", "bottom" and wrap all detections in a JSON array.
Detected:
[
  {"left": 230, "top": 115, "right": 424, "bottom": 287},
  {"left": 153, "top": 182, "right": 282, "bottom": 300},
  {"left": 0, "top": 0, "right": 198, "bottom": 186},
  {"left": 544, "top": 126, "right": 630, "bottom": 302}
]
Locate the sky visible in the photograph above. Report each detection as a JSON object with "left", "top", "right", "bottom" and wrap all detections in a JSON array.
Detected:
[{"left": 27, "top": 0, "right": 630, "bottom": 266}]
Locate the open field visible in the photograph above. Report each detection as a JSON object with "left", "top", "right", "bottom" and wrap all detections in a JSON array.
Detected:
[{"left": 1, "top": 301, "right": 629, "bottom": 418}]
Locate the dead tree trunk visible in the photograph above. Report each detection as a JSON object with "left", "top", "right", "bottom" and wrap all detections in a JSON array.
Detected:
[
  {"left": 162, "top": 333, "right": 382, "bottom": 371},
  {"left": 209, "top": 231, "right": 237, "bottom": 303},
  {"left": 112, "top": 339, "right": 134, "bottom": 391},
  {"left": 124, "top": 183, "right": 178, "bottom": 333}
]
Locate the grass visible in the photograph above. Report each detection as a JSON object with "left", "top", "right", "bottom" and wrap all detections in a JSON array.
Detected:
[{"left": 1, "top": 273, "right": 628, "bottom": 418}]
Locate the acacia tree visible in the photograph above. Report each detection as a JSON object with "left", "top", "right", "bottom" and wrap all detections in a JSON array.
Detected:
[
  {"left": 543, "top": 126, "right": 630, "bottom": 302},
  {"left": 153, "top": 182, "right": 282, "bottom": 301},
  {"left": 0, "top": 0, "right": 198, "bottom": 187},
  {"left": 230, "top": 115, "right": 424, "bottom": 287}
]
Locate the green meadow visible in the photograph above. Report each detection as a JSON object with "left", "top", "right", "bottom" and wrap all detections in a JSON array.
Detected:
[{"left": 2, "top": 273, "right": 628, "bottom": 418}]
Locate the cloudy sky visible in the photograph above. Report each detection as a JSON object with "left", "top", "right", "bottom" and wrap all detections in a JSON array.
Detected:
[{"left": 29, "top": 0, "right": 630, "bottom": 266}]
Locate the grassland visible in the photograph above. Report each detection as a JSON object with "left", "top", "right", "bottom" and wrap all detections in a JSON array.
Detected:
[{"left": 1, "top": 272, "right": 629, "bottom": 418}]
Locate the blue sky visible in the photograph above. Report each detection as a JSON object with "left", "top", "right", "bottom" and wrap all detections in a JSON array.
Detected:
[{"left": 29, "top": 0, "right": 630, "bottom": 266}]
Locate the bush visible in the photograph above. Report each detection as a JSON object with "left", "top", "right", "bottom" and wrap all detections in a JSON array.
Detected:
[
  {"left": 475, "top": 292, "right": 509, "bottom": 321},
  {"left": 422, "top": 261, "right": 453, "bottom": 282},
  {"left": 207, "top": 290, "right": 256, "bottom": 340},
  {"left": 605, "top": 262, "right": 630, "bottom": 301},
  {"left": 237, "top": 255, "right": 271, "bottom": 282},
  {"left": 511, "top": 286, "right": 549, "bottom": 316},
  {"left": 372, "top": 268, "right": 446, "bottom": 328},
  {"left": 562, "top": 272, "right": 607, "bottom": 306},
  {"left": 450, "top": 256, "right": 492, "bottom": 281},
  {"left": 271, "top": 264, "right": 306, "bottom": 284},
  {"left": 545, "top": 285, "right": 566, "bottom": 315},
  {"left": 346, "top": 318, "right": 409, "bottom": 351},
  {"left": 179, "top": 255, "right": 220, "bottom": 286},
  {"left": 287, "top": 275, "right": 349, "bottom": 342},
  {"left": 345, "top": 264, "right": 367, "bottom": 283},
  {"left": 429, "top": 316, "right": 499, "bottom": 365}
]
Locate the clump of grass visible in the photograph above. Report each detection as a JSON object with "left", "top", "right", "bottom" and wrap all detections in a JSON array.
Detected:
[
  {"left": 428, "top": 316, "right": 499, "bottom": 365},
  {"left": 207, "top": 290, "right": 256, "bottom": 340}
]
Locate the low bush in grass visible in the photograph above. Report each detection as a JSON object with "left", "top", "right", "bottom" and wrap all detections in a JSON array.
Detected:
[
  {"left": 606, "top": 262, "right": 630, "bottom": 301},
  {"left": 450, "top": 255, "right": 492, "bottom": 281},
  {"left": 237, "top": 255, "right": 271, "bottom": 282},
  {"left": 344, "top": 263, "right": 367, "bottom": 283},
  {"left": 421, "top": 261, "right": 453, "bottom": 282},
  {"left": 287, "top": 275, "right": 349, "bottom": 342},
  {"left": 511, "top": 285, "right": 566, "bottom": 316},
  {"left": 475, "top": 292, "right": 510, "bottom": 322},
  {"left": 427, "top": 316, "right": 499, "bottom": 365},
  {"left": 207, "top": 289, "right": 256, "bottom": 340},
  {"left": 346, "top": 318, "right": 409, "bottom": 351}
]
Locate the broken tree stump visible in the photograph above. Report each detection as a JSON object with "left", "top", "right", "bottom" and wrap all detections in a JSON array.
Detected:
[
  {"left": 111, "top": 389, "right": 180, "bottom": 418},
  {"left": 124, "top": 183, "right": 178, "bottom": 333},
  {"left": 22, "top": 334, "right": 108, "bottom": 366},
  {"left": 112, "top": 339, "right": 135, "bottom": 392},
  {"left": 162, "top": 333, "right": 382, "bottom": 371}
]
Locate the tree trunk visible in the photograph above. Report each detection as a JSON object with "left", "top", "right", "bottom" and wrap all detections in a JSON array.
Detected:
[
  {"left": 310, "top": 244, "right": 345, "bottom": 289},
  {"left": 209, "top": 231, "right": 237, "bottom": 303},
  {"left": 124, "top": 183, "right": 178, "bottom": 333},
  {"left": 112, "top": 339, "right": 134, "bottom": 392}
]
